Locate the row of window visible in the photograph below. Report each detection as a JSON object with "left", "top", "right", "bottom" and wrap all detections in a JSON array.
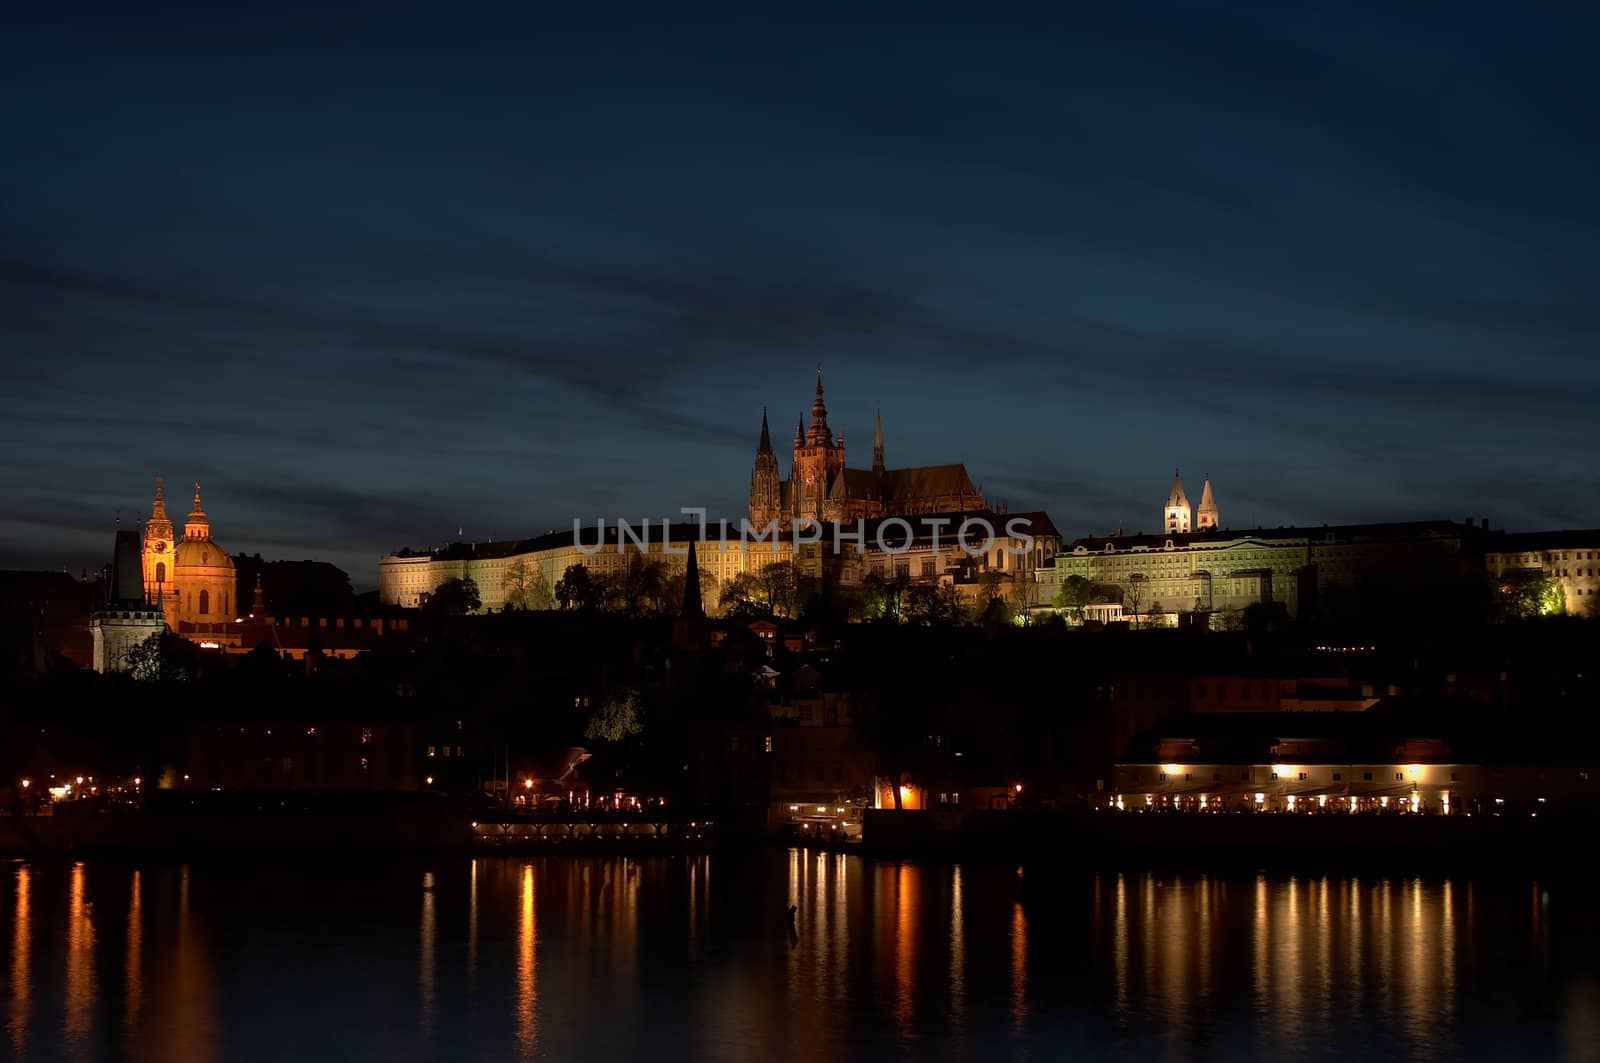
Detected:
[
  {"left": 425, "top": 745, "right": 465, "bottom": 758},
  {"left": 1150, "top": 769, "right": 1463, "bottom": 783}
]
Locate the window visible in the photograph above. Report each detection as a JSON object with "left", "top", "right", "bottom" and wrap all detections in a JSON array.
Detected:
[
  {"left": 426, "top": 745, "right": 436, "bottom": 758},
  {"left": 1394, "top": 772, "right": 1404, "bottom": 781},
  {"left": 1184, "top": 773, "right": 1192, "bottom": 782},
  {"left": 764, "top": 736, "right": 773, "bottom": 753},
  {"left": 1333, "top": 773, "right": 1342, "bottom": 781},
  {"left": 1363, "top": 772, "right": 1373, "bottom": 781},
  {"left": 1450, "top": 772, "right": 1458, "bottom": 781},
  {"left": 441, "top": 746, "right": 450, "bottom": 757},
  {"left": 361, "top": 727, "right": 372, "bottom": 745},
  {"left": 921, "top": 558, "right": 935, "bottom": 577},
  {"left": 1298, "top": 772, "right": 1308, "bottom": 780},
  {"left": 198, "top": 588, "right": 209, "bottom": 615},
  {"left": 155, "top": 561, "right": 165, "bottom": 583}
]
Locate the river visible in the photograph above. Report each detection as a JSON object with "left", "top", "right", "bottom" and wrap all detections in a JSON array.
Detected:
[{"left": 2, "top": 851, "right": 1595, "bottom": 1061}]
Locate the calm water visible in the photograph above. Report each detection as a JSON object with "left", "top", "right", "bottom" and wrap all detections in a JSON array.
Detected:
[{"left": 2, "top": 851, "right": 1596, "bottom": 1061}]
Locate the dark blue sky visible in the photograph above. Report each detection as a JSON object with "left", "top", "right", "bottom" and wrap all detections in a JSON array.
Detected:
[{"left": 5, "top": 3, "right": 1598, "bottom": 587}]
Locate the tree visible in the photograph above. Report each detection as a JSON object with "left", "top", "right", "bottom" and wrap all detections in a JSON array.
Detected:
[
  {"left": 756, "top": 561, "right": 799, "bottom": 617},
  {"left": 905, "top": 582, "right": 964, "bottom": 626},
  {"left": 860, "top": 570, "right": 911, "bottom": 622},
  {"left": 719, "top": 572, "right": 764, "bottom": 617},
  {"left": 584, "top": 690, "right": 644, "bottom": 743},
  {"left": 1123, "top": 574, "right": 1146, "bottom": 627},
  {"left": 555, "top": 565, "right": 604, "bottom": 611},
  {"left": 1052, "top": 574, "right": 1093, "bottom": 622},
  {"left": 121, "top": 631, "right": 191, "bottom": 682},
  {"left": 424, "top": 577, "right": 481, "bottom": 616},
  {"left": 1491, "top": 570, "right": 1566, "bottom": 621},
  {"left": 503, "top": 560, "right": 553, "bottom": 611},
  {"left": 609, "top": 557, "right": 667, "bottom": 616}
]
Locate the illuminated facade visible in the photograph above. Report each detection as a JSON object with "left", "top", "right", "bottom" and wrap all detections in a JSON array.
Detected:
[
  {"left": 1039, "top": 517, "right": 1485, "bottom": 624},
  {"left": 1485, "top": 530, "right": 1600, "bottom": 614},
  {"left": 379, "top": 511, "right": 1059, "bottom": 613},
  {"left": 750, "top": 372, "right": 984, "bottom": 526},
  {"left": 140, "top": 479, "right": 237, "bottom": 630}
]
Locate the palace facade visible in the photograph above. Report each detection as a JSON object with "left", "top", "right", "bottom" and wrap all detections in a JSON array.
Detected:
[{"left": 379, "top": 511, "right": 1061, "bottom": 614}]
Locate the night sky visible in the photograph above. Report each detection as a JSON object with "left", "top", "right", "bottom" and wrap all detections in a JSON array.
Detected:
[{"left": 5, "top": 4, "right": 1598, "bottom": 588}]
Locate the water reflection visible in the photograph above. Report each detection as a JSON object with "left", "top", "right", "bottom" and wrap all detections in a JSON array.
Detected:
[
  {"left": 126, "top": 868, "right": 143, "bottom": 1042},
  {"left": 516, "top": 864, "right": 538, "bottom": 1059},
  {"left": 420, "top": 869, "right": 436, "bottom": 1037},
  {"left": 9, "top": 866, "right": 29, "bottom": 1059},
  {"left": 0, "top": 856, "right": 1591, "bottom": 1061},
  {"left": 65, "top": 861, "right": 95, "bottom": 1056}
]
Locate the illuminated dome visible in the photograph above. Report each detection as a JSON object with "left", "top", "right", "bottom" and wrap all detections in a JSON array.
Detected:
[{"left": 171, "top": 483, "right": 237, "bottom": 623}]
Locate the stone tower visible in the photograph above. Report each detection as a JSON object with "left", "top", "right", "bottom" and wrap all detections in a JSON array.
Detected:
[
  {"left": 748, "top": 408, "right": 782, "bottom": 529},
  {"left": 1164, "top": 470, "right": 1192, "bottom": 535},
  {"left": 1196, "top": 477, "right": 1219, "bottom": 531},
  {"left": 142, "top": 475, "right": 175, "bottom": 617},
  {"left": 93, "top": 528, "right": 166, "bottom": 673},
  {"left": 790, "top": 369, "right": 846, "bottom": 522}
]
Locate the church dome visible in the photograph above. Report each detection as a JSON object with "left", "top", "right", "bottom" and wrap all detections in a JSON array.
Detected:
[
  {"left": 173, "top": 537, "right": 235, "bottom": 572},
  {"left": 174, "top": 483, "right": 233, "bottom": 570}
]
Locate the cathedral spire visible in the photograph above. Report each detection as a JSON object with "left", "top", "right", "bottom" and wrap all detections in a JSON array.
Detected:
[
  {"left": 757, "top": 407, "right": 773, "bottom": 454},
  {"left": 807, "top": 366, "right": 833, "bottom": 446},
  {"left": 794, "top": 416, "right": 805, "bottom": 448},
  {"left": 872, "top": 407, "right": 885, "bottom": 474}
]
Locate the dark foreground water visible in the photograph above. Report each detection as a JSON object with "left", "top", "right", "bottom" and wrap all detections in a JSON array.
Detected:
[{"left": 2, "top": 851, "right": 1596, "bottom": 1061}]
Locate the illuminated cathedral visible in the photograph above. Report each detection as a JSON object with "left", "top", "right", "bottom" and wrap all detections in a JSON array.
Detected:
[{"left": 749, "top": 371, "right": 983, "bottom": 527}]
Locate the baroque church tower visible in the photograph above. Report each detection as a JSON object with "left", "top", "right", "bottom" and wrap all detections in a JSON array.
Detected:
[
  {"left": 142, "top": 476, "right": 176, "bottom": 611},
  {"left": 748, "top": 408, "right": 782, "bottom": 528}
]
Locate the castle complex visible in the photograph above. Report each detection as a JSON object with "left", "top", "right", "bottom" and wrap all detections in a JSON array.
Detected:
[{"left": 81, "top": 377, "right": 1599, "bottom": 642}]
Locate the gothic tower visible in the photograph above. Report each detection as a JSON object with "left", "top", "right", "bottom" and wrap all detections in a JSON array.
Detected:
[
  {"left": 1164, "top": 470, "right": 1192, "bottom": 534},
  {"left": 790, "top": 369, "right": 846, "bottom": 522},
  {"left": 1196, "top": 476, "right": 1219, "bottom": 531},
  {"left": 141, "top": 476, "right": 175, "bottom": 621},
  {"left": 748, "top": 408, "right": 782, "bottom": 528},
  {"left": 872, "top": 407, "right": 885, "bottom": 476}
]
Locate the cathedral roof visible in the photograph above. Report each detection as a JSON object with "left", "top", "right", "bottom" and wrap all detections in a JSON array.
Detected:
[
  {"left": 880, "top": 464, "right": 978, "bottom": 500},
  {"left": 830, "top": 468, "right": 881, "bottom": 499}
]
